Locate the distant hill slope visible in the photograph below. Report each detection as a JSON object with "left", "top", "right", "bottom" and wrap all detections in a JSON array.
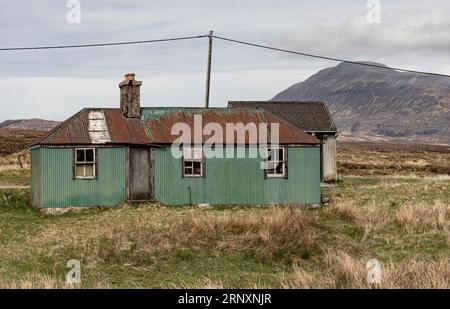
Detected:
[
  {"left": 0, "top": 119, "right": 59, "bottom": 132},
  {"left": 0, "top": 129, "right": 46, "bottom": 157},
  {"left": 272, "top": 62, "right": 450, "bottom": 145}
]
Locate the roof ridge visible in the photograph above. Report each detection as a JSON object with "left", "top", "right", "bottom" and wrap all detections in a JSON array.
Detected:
[
  {"left": 261, "top": 110, "right": 320, "bottom": 144},
  {"left": 30, "top": 108, "right": 87, "bottom": 146},
  {"left": 229, "top": 101, "right": 327, "bottom": 104},
  {"left": 228, "top": 101, "right": 337, "bottom": 132}
]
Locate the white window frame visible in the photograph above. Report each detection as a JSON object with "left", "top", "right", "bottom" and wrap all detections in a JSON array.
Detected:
[
  {"left": 265, "top": 147, "right": 286, "bottom": 178},
  {"left": 74, "top": 147, "right": 96, "bottom": 179},
  {"left": 182, "top": 146, "right": 204, "bottom": 177}
]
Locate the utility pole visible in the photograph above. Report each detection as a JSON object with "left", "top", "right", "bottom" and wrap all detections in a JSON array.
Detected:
[{"left": 204, "top": 31, "right": 213, "bottom": 108}]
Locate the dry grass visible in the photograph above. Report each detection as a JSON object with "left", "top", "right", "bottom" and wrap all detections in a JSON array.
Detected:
[
  {"left": 65, "top": 206, "right": 316, "bottom": 265},
  {"left": 2, "top": 272, "right": 111, "bottom": 289},
  {"left": 325, "top": 250, "right": 367, "bottom": 288},
  {"left": 280, "top": 250, "right": 450, "bottom": 289},
  {"left": 330, "top": 200, "right": 365, "bottom": 223},
  {"left": 1, "top": 141, "right": 449, "bottom": 288},
  {"left": 188, "top": 206, "right": 314, "bottom": 258},
  {"left": 278, "top": 264, "right": 319, "bottom": 289},
  {"left": 1, "top": 195, "right": 449, "bottom": 288},
  {"left": 0, "top": 150, "right": 30, "bottom": 170},
  {"left": 3, "top": 273, "right": 59, "bottom": 289},
  {"left": 164, "top": 277, "right": 225, "bottom": 289},
  {"left": 395, "top": 201, "right": 450, "bottom": 231},
  {"left": 1, "top": 140, "right": 450, "bottom": 288},
  {"left": 330, "top": 200, "right": 389, "bottom": 239}
]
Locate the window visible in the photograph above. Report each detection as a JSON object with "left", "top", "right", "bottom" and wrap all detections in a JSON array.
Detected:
[
  {"left": 183, "top": 146, "right": 204, "bottom": 177},
  {"left": 265, "top": 147, "right": 286, "bottom": 178},
  {"left": 75, "top": 148, "right": 96, "bottom": 179}
]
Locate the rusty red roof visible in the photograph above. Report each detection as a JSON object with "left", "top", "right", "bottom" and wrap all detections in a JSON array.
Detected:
[
  {"left": 32, "top": 109, "right": 91, "bottom": 145},
  {"left": 32, "top": 108, "right": 319, "bottom": 146},
  {"left": 103, "top": 109, "right": 148, "bottom": 144},
  {"left": 144, "top": 109, "right": 319, "bottom": 145},
  {"left": 229, "top": 101, "right": 337, "bottom": 132}
]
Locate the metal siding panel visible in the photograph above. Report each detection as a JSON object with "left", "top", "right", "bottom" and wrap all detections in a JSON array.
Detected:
[
  {"left": 40, "top": 147, "right": 126, "bottom": 208},
  {"left": 31, "top": 147, "right": 42, "bottom": 208},
  {"left": 154, "top": 146, "right": 320, "bottom": 205}
]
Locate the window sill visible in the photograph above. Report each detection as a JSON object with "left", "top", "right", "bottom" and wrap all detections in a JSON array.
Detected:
[{"left": 266, "top": 175, "right": 286, "bottom": 179}]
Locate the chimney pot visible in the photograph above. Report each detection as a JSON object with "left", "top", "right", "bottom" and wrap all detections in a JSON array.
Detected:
[{"left": 125, "top": 73, "right": 135, "bottom": 81}]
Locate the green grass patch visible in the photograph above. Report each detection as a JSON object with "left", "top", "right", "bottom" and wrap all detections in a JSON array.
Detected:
[
  {"left": 0, "top": 175, "right": 449, "bottom": 288},
  {"left": 0, "top": 169, "right": 30, "bottom": 186}
]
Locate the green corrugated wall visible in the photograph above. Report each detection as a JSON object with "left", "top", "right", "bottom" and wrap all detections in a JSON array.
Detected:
[
  {"left": 31, "top": 145, "right": 320, "bottom": 208},
  {"left": 31, "top": 148, "right": 42, "bottom": 208},
  {"left": 155, "top": 146, "right": 321, "bottom": 205},
  {"left": 32, "top": 147, "right": 126, "bottom": 208}
]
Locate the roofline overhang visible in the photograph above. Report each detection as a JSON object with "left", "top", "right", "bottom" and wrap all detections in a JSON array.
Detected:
[
  {"left": 30, "top": 143, "right": 164, "bottom": 148},
  {"left": 305, "top": 130, "right": 338, "bottom": 134}
]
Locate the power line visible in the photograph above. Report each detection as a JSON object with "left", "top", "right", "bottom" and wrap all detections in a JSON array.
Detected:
[
  {"left": 212, "top": 35, "right": 450, "bottom": 78},
  {"left": 0, "top": 35, "right": 208, "bottom": 51},
  {"left": 0, "top": 32, "right": 448, "bottom": 78}
]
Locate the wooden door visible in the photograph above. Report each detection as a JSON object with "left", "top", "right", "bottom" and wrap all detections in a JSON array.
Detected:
[{"left": 128, "top": 147, "right": 152, "bottom": 201}]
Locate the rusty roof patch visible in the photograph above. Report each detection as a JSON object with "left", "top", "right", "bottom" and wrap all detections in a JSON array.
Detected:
[
  {"left": 33, "top": 108, "right": 319, "bottom": 146},
  {"left": 228, "top": 101, "right": 337, "bottom": 132},
  {"left": 143, "top": 109, "right": 319, "bottom": 145},
  {"left": 103, "top": 109, "right": 148, "bottom": 144},
  {"left": 32, "top": 109, "right": 91, "bottom": 145}
]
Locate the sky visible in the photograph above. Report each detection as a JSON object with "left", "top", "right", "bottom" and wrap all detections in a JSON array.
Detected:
[{"left": 0, "top": 0, "right": 450, "bottom": 122}]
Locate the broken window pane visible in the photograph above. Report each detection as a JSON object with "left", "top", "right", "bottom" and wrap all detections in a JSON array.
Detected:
[
  {"left": 85, "top": 149, "right": 94, "bottom": 162},
  {"left": 184, "top": 160, "right": 202, "bottom": 176},
  {"left": 75, "top": 148, "right": 96, "bottom": 178},
  {"left": 278, "top": 148, "right": 284, "bottom": 161},
  {"left": 275, "top": 162, "right": 284, "bottom": 174},
  {"left": 193, "top": 161, "right": 202, "bottom": 175},
  {"left": 76, "top": 149, "right": 85, "bottom": 162},
  {"left": 265, "top": 147, "right": 285, "bottom": 177}
]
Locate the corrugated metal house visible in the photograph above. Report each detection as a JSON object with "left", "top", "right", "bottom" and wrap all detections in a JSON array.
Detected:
[
  {"left": 30, "top": 74, "right": 322, "bottom": 209},
  {"left": 228, "top": 101, "right": 338, "bottom": 184}
]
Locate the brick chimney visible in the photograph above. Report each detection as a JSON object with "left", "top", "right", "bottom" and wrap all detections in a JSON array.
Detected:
[{"left": 119, "top": 73, "right": 142, "bottom": 118}]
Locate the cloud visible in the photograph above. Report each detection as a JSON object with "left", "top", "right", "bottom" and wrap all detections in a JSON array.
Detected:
[
  {"left": 0, "top": 1, "right": 449, "bottom": 121},
  {"left": 271, "top": 7, "right": 450, "bottom": 65}
]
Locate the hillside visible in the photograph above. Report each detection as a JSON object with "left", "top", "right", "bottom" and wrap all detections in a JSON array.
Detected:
[
  {"left": 0, "top": 129, "right": 45, "bottom": 157},
  {"left": 0, "top": 119, "right": 59, "bottom": 132},
  {"left": 272, "top": 62, "right": 450, "bottom": 145}
]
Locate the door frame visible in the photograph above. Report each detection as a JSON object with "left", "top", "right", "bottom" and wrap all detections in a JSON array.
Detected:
[{"left": 126, "top": 146, "right": 154, "bottom": 201}]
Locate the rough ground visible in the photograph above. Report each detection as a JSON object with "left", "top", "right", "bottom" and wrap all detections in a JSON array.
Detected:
[
  {"left": 338, "top": 141, "right": 450, "bottom": 177},
  {"left": 0, "top": 128, "right": 44, "bottom": 157},
  {"left": 0, "top": 141, "right": 448, "bottom": 288}
]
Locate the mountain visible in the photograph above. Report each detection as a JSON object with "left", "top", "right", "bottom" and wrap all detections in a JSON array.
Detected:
[
  {"left": 272, "top": 62, "right": 450, "bottom": 145},
  {"left": 0, "top": 118, "right": 59, "bottom": 132}
]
